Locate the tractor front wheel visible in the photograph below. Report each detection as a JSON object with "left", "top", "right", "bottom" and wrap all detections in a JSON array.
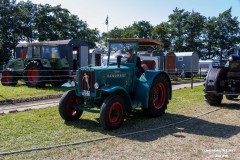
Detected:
[
  {"left": 143, "top": 74, "right": 169, "bottom": 117},
  {"left": 59, "top": 90, "right": 83, "bottom": 121},
  {"left": 1, "top": 70, "right": 18, "bottom": 86},
  {"left": 100, "top": 95, "right": 126, "bottom": 130}
]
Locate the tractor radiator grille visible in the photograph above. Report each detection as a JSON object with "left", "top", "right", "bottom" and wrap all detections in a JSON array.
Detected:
[{"left": 80, "top": 70, "right": 95, "bottom": 94}]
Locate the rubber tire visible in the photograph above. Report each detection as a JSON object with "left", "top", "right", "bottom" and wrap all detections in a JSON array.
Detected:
[
  {"left": 225, "top": 95, "right": 238, "bottom": 100},
  {"left": 100, "top": 95, "right": 126, "bottom": 130},
  {"left": 23, "top": 61, "right": 48, "bottom": 87},
  {"left": 143, "top": 74, "right": 169, "bottom": 117},
  {"left": 1, "top": 70, "right": 18, "bottom": 86},
  {"left": 205, "top": 93, "right": 223, "bottom": 106},
  {"left": 59, "top": 90, "right": 83, "bottom": 121}
]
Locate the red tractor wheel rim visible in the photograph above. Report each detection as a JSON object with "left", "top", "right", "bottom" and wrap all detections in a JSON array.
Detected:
[
  {"left": 66, "top": 95, "right": 81, "bottom": 116},
  {"left": 27, "top": 67, "right": 38, "bottom": 84},
  {"left": 109, "top": 102, "right": 123, "bottom": 125},
  {"left": 153, "top": 82, "right": 166, "bottom": 109},
  {"left": 2, "top": 72, "right": 10, "bottom": 82}
]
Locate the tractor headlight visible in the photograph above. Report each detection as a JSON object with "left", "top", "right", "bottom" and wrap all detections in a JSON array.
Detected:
[{"left": 94, "top": 82, "right": 99, "bottom": 89}]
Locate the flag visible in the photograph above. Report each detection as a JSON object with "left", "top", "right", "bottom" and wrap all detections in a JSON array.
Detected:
[{"left": 105, "top": 16, "right": 108, "bottom": 25}]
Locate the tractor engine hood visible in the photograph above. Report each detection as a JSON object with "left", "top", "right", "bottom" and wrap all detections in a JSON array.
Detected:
[{"left": 76, "top": 66, "right": 134, "bottom": 97}]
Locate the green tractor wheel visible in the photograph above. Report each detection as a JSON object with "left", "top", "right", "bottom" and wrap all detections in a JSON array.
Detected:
[
  {"left": 143, "top": 74, "right": 169, "bottom": 117},
  {"left": 100, "top": 94, "right": 126, "bottom": 130},
  {"left": 59, "top": 90, "right": 84, "bottom": 121},
  {"left": 23, "top": 61, "right": 48, "bottom": 87},
  {"left": 1, "top": 70, "right": 18, "bottom": 86}
]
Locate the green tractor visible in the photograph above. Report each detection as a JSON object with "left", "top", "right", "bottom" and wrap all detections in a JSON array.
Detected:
[
  {"left": 1, "top": 43, "right": 71, "bottom": 87},
  {"left": 59, "top": 38, "right": 172, "bottom": 130},
  {"left": 204, "top": 47, "right": 240, "bottom": 105}
]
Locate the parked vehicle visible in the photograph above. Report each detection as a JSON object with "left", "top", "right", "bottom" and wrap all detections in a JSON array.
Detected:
[
  {"left": 59, "top": 38, "right": 172, "bottom": 130},
  {"left": 204, "top": 47, "right": 240, "bottom": 105},
  {"left": 198, "top": 59, "right": 213, "bottom": 76},
  {"left": 1, "top": 40, "right": 88, "bottom": 87}
]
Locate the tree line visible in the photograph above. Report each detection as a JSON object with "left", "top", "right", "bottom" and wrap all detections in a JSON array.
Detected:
[
  {"left": 0, "top": 0, "right": 100, "bottom": 63},
  {"left": 103, "top": 8, "right": 240, "bottom": 59},
  {"left": 0, "top": 0, "right": 240, "bottom": 64}
]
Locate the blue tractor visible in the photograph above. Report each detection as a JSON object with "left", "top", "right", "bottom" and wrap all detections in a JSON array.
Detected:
[{"left": 59, "top": 38, "right": 172, "bottom": 130}]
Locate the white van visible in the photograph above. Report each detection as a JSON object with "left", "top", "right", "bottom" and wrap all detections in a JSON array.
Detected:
[{"left": 198, "top": 59, "right": 213, "bottom": 76}]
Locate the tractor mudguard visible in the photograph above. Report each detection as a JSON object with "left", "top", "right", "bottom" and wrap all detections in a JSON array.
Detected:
[
  {"left": 100, "top": 86, "right": 132, "bottom": 111},
  {"left": 205, "top": 68, "right": 228, "bottom": 93},
  {"left": 4, "top": 58, "right": 25, "bottom": 72},
  {"left": 136, "top": 70, "right": 172, "bottom": 108}
]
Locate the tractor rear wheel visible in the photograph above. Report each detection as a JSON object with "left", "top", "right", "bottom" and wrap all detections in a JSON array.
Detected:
[
  {"left": 143, "top": 74, "right": 169, "bottom": 117},
  {"left": 100, "top": 95, "right": 126, "bottom": 130},
  {"left": 1, "top": 70, "right": 18, "bottom": 86},
  {"left": 204, "top": 93, "right": 223, "bottom": 105},
  {"left": 204, "top": 68, "right": 227, "bottom": 106},
  {"left": 59, "top": 90, "right": 83, "bottom": 121},
  {"left": 23, "top": 61, "right": 48, "bottom": 87}
]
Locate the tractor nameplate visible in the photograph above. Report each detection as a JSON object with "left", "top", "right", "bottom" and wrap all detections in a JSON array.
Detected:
[{"left": 82, "top": 90, "right": 90, "bottom": 96}]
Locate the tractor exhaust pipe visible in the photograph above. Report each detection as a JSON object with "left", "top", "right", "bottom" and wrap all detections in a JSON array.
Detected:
[{"left": 117, "top": 55, "right": 123, "bottom": 68}]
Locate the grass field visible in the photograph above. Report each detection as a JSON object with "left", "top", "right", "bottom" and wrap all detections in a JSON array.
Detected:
[
  {"left": 1, "top": 78, "right": 238, "bottom": 160},
  {"left": 0, "top": 77, "right": 204, "bottom": 101},
  {"left": 0, "top": 86, "right": 223, "bottom": 159},
  {"left": 0, "top": 81, "right": 73, "bottom": 101}
]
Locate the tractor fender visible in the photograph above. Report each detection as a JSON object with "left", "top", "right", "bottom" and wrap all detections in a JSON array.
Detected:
[
  {"left": 205, "top": 68, "right": 228, "bottom": 93},
  {"left": 24, "top": 59, "right": 51, "bottom": 68},
  {"left": 4, "top": 58, "right": 24, "bottom": 73},
  {"left": 136, "top": 70, "right": 172, "bottom": 109},
  {"left": 100, "top": 86, "right": 132, "bottom": 111}
]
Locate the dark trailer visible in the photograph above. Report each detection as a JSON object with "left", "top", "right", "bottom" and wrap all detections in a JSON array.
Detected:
[{"left": 16, "top": 39, "right": 89, "bottom": 75}]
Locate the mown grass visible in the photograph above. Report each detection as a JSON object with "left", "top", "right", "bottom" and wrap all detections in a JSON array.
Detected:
[
  {"left": 0, "top": 78, "right": 204, "bottom": 101},
  {"left": 0, "top": 86, "right": 211, "bottom": 158},
  {"left": 0, "top": 81, "right": 73, "bottom": 101}
]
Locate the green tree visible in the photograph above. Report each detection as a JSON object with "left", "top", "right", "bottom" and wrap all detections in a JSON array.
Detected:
[
  {"left": 85, "top": 28, "right": 100, "bottom": 49},
  {"left": 152, "top": 22, "right": 171, "bottom": 51},
  {"left": 184, "top": 11, "right": 205, "bottom": 52},
  {"left": 0, "top": 0, "right": 19, "bottom": 62},
  {"left": 17, "top": 0, "right": 38, "bottom": 42},
  {"left": 35, "top": 4, "right": 72, "bottom": 41},
  {"left": 168, "top": 8, "right": 190, "bottom": 52},
  {"left": 132, "top": 20, "right": 153, "bottom": 38},
  {"left": 215, "top": 8, "right": 239, "bottom": 59},
  {"left": 122, "top": 25, "right": 138, "bottom": 38},
  {"left": 202, "top": 17, "right": 218, "bottom": 59},
  {"left": 107, "top": 27, "right": 123, "bottom": 38}
]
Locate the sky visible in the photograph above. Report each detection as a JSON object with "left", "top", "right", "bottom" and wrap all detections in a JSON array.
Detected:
[{"left": 17, "top": 0, "right": 240, "bottom": 33}]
